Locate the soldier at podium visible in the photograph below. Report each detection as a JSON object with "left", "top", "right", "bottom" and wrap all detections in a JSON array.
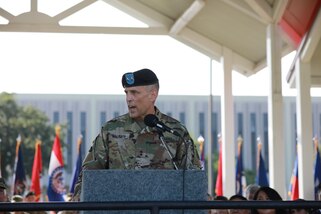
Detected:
[{"left": 72, "top": 68, "right": 201, "bottom": 201}]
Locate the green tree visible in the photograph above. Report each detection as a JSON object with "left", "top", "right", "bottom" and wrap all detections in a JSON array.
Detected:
[{"left": 0, "top": 92, "right": 56, "bottom": 180}]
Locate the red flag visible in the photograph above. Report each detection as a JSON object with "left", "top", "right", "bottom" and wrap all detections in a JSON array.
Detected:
[
  {"left": 30, "top": 139, "right": 42, "bottom": 201},
  {"left": 288, "top": 156, "right": 299, "bottom": 200},
  {"left": 215, "top": 135, "right": 223, "bottom": 196}
]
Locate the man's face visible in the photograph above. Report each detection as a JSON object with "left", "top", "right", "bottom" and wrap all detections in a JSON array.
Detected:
[
  {"left": 24, "top": 195, "right": 36, "bottom": 202},
  {"left": 125, "top": 85, "right": 157, "bottom": 120}
]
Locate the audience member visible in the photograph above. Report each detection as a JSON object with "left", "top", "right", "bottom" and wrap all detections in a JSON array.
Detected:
[
  {"left": 0, "top": 178, "right": 9, "bottom": 203},
  {"left": 252, "top": 186, "right": 287, "bottom": 214},
  {"left": 11, "top": 195, "right": 24, "bottom": 214},
  {"left": 24, "top": 191, "right": 36, "bottom": 202},
  {"left": 245, "top": 184, "right": 260, "bottom": 200},
  {"left": 210, "top": 195, "right": 229, "bottom": 214},
  {"left": 290, "top": 199, "right": 314, "bottom": 214},
  {"left": 229, "top": 195, "right": 250, "bottom": 214}
]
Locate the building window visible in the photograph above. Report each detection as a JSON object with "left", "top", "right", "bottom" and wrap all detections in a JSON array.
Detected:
[
  {"left": 237, "top": 112, "right": 243, "bottom": 137},
  {"left": 250, "top": 113, "right": 257, "bottom": 169},
  {"left": 263, "top": 113, "right": 269, "bottom": 170},
  {"left": 212, "top": 112, "right": 218, "bottom": 151},
  {"left": 179, "top": 112, "right": 185, "bottom": 125},
  {"left": 114, "top": 111, "right": 119, "bottom": 118},
  {"left": 199, "top": 112, "right": 205, "bottom": 137},
  {"left": 53, "top": 111, "right": 59, "bottom": 124},
  {"left": 80, "top": 112, "right": 86, "bottom": 159},
  {"left": 100, "top": 111, "right": 106, "bottom": 126},
  {"left": 66, "top": 112, "right": 73, "bottom": 173}
]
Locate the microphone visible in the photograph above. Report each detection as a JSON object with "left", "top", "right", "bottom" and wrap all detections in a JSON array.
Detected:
[{"left": 144, "top": 114, "right": 181, "bottom": 137}]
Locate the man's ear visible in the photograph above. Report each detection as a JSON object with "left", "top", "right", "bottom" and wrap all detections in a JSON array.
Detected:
[{"left": 150, "top": 88, "right": 158, "bottom": 101}]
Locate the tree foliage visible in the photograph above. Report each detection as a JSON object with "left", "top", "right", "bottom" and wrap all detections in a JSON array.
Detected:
[{"left": 0, "top": 92, "right": 55, "bottom": 180}]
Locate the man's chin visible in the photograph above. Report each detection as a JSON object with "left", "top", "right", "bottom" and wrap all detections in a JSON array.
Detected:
[{"left": 129, "top": 112, "right": 138, "bottom": 119}]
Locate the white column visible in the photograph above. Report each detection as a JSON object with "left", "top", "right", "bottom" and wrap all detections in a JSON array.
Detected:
[
  {"left": 207, "top": 59, "right": 213, "bottom": 196},
  {"left": 266, "top": 24, "right": 286, "bottom": 197},
  {"left": 220, "top": 47, "right": 235, "bottom": 197},
  {"left": 295, "top": 59, "right": 314, "bottom": 199}
]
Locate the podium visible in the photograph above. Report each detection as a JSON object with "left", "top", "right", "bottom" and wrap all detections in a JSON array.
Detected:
[{"left": 81, "top": 170, "right": 208, "bottom": 214}]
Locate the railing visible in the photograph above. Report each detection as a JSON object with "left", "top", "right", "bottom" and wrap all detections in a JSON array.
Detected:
[{"left": 1, "top": 201, "right": 321, "bottom": 213}]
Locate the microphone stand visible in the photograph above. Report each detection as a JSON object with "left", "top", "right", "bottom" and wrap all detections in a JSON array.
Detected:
[{"left": 156, "top": 129, "right": 179, "bottom": 170}]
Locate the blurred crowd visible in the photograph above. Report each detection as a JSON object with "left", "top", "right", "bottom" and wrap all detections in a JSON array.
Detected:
[{"left": 208, "top": 184, "right": 320, "bottom": 214}]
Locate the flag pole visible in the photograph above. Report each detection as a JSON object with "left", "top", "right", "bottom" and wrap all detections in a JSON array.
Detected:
[{"left": 207, "top": 58, "right": 213, "bottom": 196}]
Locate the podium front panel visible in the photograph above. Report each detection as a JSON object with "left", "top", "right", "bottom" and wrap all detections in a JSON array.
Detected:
[{"left": 81, "top": 169, "right": 207, "bottom": 214}]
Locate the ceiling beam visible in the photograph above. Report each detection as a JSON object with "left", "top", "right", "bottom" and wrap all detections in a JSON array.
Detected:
[
  {"left": 222, "top": 0, "right": 269, "bottom": 24},
  {"left": 0, "top": 7, "right": 14, "bottom": 20},
  {"left": 169, "top": 0, "right": 205, "bottom": 35},
  {"left": 0, "top": 25, "right": 168, "bottom": 35},
  {"left": 53, "top": 0, "right": 98, "bottom": 22},
  {"left": 173, "top": 27, "right": 256, "bottom": 75},
  {"left": 301, "top": 9, "right": 321, "bottom": 63},
  {"left": 102, "top": 0, "right": 173, "bottom": 27},
  {"left": 244, "top": 0, "right": 273, "bottom": 24},
  {"left": 272, "top": 0, "right": 289, "bottom": 23}
]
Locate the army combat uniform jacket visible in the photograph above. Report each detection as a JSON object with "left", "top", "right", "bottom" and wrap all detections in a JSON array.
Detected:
[{"left": 72, "top": 107, "right": 201, "bottom": 201}]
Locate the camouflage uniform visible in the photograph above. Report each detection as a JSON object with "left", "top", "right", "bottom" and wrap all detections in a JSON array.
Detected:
[{"left": 72, "top": 107, "right": 201, "bottom": 201}]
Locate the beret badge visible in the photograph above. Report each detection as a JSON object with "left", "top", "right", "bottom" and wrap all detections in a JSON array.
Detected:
[{"left": 125, "top": 73, "right": 135, "bottom": 85}]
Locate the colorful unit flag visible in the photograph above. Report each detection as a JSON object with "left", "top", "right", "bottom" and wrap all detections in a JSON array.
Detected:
[
  {"left": 215, "top": 135, "right": 223, "bottom": 196},
  {"left": 47, "top": 125, "right": 66, "bottom": 201},
  {"left": 13, "top": 135, "right": 26, "bottom": 196},
  {"left": 256, "top": 140, "right": 269, "bottom": 187},
  {"left": 235, "top": 136, "right": 246, "bottom": 195},
  {"left": 69, "top": 135, "right": 83, "bottom": 194},
  {"left": 288, "top": 156, "right": 299, "bottom": 200},
  {"left": 30, "top": 139, "right": 43, "bottom": 201},
  {"left": 314, "top": 138, "right": 321, "bottom": 199}
]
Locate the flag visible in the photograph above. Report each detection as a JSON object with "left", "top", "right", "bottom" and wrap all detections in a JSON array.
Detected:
[
  {"left": 235, "top": 136, "right": 246, "bottom": 195},
  {"left": 30, "top": 139, "right": 43, "bottom": 201},
  {"left": 314, "top": 138, "right": 321, "bottom": 199},
  {"left": 197, "top": 135, "right": 205, "bottom": 170},
  {"left": 69, "top": 135, "right": 83, "bottom": 194},
  {"left": 215, "top": 135, "right": 223, "bottom": 196},
  {"left": 288, "top": 155, "right": 299, "bottom": 200},
  {"left": 256, "top": 139, "right": 269, "bottom": 186},
  {"left": 12, "top": 135, "right": 26, "bottom": 196},
  {"left": 47, "top": 125, "right": 66, "bottom": 201}
]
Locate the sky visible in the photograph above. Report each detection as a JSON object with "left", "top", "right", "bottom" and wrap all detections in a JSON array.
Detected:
[{"left": 0, "top": 0, "right": 320, "bottom": 97}]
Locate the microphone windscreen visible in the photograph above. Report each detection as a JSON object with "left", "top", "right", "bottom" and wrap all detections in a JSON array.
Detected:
[{"left": 144, "top": 114, "right": 158, "bottom": 127}]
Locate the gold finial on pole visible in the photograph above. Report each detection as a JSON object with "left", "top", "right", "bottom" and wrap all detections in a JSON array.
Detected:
[
  {"left": 77, "top": 135, "right": 83, "bottom": 152},
  {"left": 313, "top": 136, "right": 319, "bottom": 155},
  {"left": 55, "top": 124, "right": 61, "bottom": 138}
]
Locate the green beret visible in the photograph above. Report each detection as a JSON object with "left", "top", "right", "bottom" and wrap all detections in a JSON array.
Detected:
[
  {"left": 122, "top": 68, "right": 158, "bottom": 88},
  {"left": 0, "top": 177, "right": 7, "bottom": 189}
]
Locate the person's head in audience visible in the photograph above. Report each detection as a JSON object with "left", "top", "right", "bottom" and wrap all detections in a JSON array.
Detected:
[
  {"left": 210, "top": 195, "right": 229, "bottom": 214},
  {"left": 245, "top": 184, "right": 260, "bottom": 200},
  {"left": 252, "top": 186, "right": 287, "bottom": 214},
  {"left": 290, "top": 199, "right": 311, "bottom": 214},
  {"left": 228, "top": 194, "right": 250, "bottom": 214},
  {"left": 0, "top": 178, "right": 9, "bottom": 202},
  {"left": 24, "top": 191, "right": 36, "bottom": 202},
  {"left": 11, "top": 195, "right": 24, "bottom": 214}
]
